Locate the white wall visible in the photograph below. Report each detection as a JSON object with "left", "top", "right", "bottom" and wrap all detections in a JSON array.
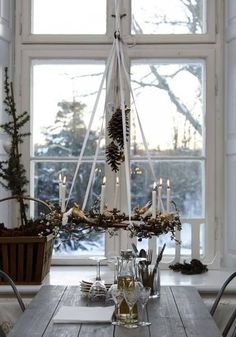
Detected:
[
  {"left": 0, "top": 0, "right": 13, "bottom": 224},
  {"left": 225, "top": 0, "right": 236, "bottom": 267}
]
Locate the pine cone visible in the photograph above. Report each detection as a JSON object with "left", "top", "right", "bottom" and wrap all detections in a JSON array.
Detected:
[
  {"left": 105, "top": 141, "right": 124, "bottom": 172},
  {"left": 107, "top": 107, "right": 130, "bottom": 148}
]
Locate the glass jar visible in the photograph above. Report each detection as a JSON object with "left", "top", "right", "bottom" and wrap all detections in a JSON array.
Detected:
[{"left": 117, "top": 250, "right": 138, "bottom": 323}]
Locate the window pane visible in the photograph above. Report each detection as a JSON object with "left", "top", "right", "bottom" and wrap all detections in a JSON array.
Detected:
[
  {"left": 180, "top": 223, "right": 192, "bottom": 256},
  {"left": 32, "top": 0, "right": 106, "bottom": 34},
  {"left": 131, "top": 160, "right": 204, "bottom": 218},
  {"left": 34, "top": 162, "right": 105, "bottom": 209},
  {"left": 32, "top": 60, "right": 105, "bottom": 157},
  {"left": 156, "top": 234, "right": 177, "bottom": 258},
  {"left": 34, "top": 161, "right": 105, "bottom": 256},
  {"left": 55, "top": 231, "right": 105, "bottom": 256},
  {"left": 132, "top": 0, "right": 206, "bottom": 35},
  {"left": 131, "top": 60, "right": 204, "bottom": 156}
]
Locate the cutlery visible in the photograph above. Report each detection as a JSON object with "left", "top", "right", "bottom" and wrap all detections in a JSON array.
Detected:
[{"left": 153, "top": 243, "right": 166, "bottom": 273}]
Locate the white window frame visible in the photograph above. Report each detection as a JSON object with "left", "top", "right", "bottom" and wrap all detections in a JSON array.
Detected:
[
  {"left": 20, "top": 0, "right": 216, "bottom": 44},
  {"left": 16, "top": 44, "right": 217, "bottom": 266},
  {"left": 14, "top": 0, "right": 223, "bottom": 267}
]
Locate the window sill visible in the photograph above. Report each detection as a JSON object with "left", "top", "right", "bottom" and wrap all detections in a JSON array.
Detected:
[{"left": 0, "top": 266, "right": 236, "bottom": 296}]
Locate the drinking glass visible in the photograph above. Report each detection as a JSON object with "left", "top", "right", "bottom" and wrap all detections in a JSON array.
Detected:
[
  {"left": 88, "top": 280, "right": 107, "bottom": 302},
  {"left": 107, "top": 255, "right": 119, "bottom": 284},
  {"left": 108, "top": 284, "right": 124, "bottom": 326},
  {"left": 140, "top": 264, "right": 160, "bottom": 298},
  {"left": 123, "top": 287, "right": 140, "bottom": 328},
  {"left": 138, "top": 286, "right": 151, "bottom": 326},
  {"left": 88, "top": 257, "right": 107, "bottom": 302}
]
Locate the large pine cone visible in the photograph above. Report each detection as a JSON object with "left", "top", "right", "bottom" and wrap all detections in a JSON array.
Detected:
[
  {"left": 105, "top": 141, "right": 124, "bottom": 172},
  {"left": 107, "top": 107, "right": 130, "bottom": 148}
]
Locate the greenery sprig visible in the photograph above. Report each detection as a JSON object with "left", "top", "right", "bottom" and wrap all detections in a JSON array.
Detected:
[{"left": 0, "top": 67, "right": 30, "bottom": 225}]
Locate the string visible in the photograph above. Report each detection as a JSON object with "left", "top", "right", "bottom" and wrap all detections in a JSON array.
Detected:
[
  {"left": 119, "top": 42, "right": 157, "bottom": 183},
  {"left": 68, "top": 0, "right": 156, "bottom": 217},
  {"left": 66, "top": 41, "right": 116, "bottom": 207},
  {"left": 82, "top": 115, "right": 105, "bottom": 210},
  {"left": 82, "top": 46, "right": 117, "bottom": 210},
  {"left": 115, "top": 37, "right": 132, "bottom": 223}
]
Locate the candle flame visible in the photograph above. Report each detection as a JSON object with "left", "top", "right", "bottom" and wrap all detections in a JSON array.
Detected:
[
  {"left": 102, "top": 176, "right": 106, "bottom": 184},
  {"left": 59, "top": 173, "right": 62, "bottom": 182},
  {"left": 63, "top": 176, "right": 66, "bottom": 184},
  {"left": 167, "top": 179, "right": 170, "bottom": 188},
  {"left": 116, "top": 176, "right": 119, "bottom": 184},
  {"left": 159, "top": 178, "right": 162, "bottom": 186},
  {"left": 153, "top": 182, "right": 157, "bottom": 190}
]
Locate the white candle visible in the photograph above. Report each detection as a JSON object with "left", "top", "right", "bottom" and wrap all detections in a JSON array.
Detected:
[
  {"left": 59, "top": 174, "right": 62, "bottom": 206},
  {"left": 152, "top": 182, "right": 157, "bottom": 218},
  {"left": 166, "top": 179, "right": 171, "bottom": 212},
  {"left": 157, "top": 178, "right": 162, "bottom": 212},
  {"left": 100, "top": 176, "right": 106, "bottom": 214},
  {"left": 113, "top": 176, "right": 120, "bottom": 209},
  {"left": 61, "top": 176, "right": 66, "bottom": 213}
]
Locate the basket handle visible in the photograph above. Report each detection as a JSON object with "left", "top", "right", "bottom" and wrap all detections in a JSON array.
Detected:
[{"left": 0, "top": 195, "right": 53, "bottom": 212}]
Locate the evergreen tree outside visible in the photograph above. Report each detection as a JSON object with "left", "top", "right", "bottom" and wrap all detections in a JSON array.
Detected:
[{"left": 34, "top": 99, "right": 105, "bottom": 254}]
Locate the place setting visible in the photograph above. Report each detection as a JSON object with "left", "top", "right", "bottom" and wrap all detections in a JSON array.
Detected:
[{"left": 53, "top": 249, "right": 158, "bottom": 328}]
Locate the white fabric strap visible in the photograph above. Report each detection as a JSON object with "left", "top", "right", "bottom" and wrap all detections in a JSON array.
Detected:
[
  {"left": 82, "top": 115, "right": 105, "bottom": 211},
  {"left": 66, "top": 41, "right": 116, "bottom": 207},
  {"left": 119, "top": 42, "right": 157, "bottom": 183},
  {"left": 68, "top": 0, "right": 156, "bottom": 218},
  {"left": 82, "top": 47, "right": 117, "bottom": 210},
  {"left": 115, "top": 37, "right": 132, "bottom": 222}
]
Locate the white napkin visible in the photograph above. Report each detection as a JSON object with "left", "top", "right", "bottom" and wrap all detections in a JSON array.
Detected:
[{"left": 53, "top": 305, "right": 115, "bottom": 324}]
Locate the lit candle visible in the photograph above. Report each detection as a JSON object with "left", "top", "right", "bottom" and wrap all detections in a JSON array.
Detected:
[
  {"left": 59, "top": 174, "right": 62, "bottom": 206},
  {"left": 166, "top": 179, "right": 171, "bottom": 212},
  {"left": 61, "top": 176, "right": 66, "bottom": 213},
  {"left": 100, "top": 176, "right": 106, "bottom": 214},
  {"left": 152, "top": 182, "right": 157, "bottom": 218},
  {"left": 113, "top": 176, "right": 120, "bottom": 209},
  {"left": 157, "top": 178, "right": 162, "bottom": 212}
]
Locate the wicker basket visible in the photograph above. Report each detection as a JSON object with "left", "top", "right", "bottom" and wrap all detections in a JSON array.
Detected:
[
  {"left": 0, "top": 196, "right": 54, "bottom": 284},
  {"left": 0, "top": 234, "right": 54, "bottom": 284}
]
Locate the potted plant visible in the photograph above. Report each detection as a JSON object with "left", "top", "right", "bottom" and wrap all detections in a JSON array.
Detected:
[{"left": 0, "top": 68, "right": 60, "bottom": 284}]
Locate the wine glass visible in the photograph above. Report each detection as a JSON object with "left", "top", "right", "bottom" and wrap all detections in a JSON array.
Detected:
[
  {"left": 108, "top": 284, "right": 124, "bottom": 325},
  {"left": 138, "top": 286, "right": 151, "bottom": 326},
  {"left": 135, "top": 280, "right": 144, "bottom": 291},
  {"left": 123, "top": 287, "right": 140, "bottom": 328},
  {"left": 88, "top": 279, "right": 107, "bottom": 302},
  {"left": 88, "top": 256, "right": 107, "bottom": 302}
]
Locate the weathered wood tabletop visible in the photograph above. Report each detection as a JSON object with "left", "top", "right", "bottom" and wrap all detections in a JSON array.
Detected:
[{"left": 8, "top": 285, "right": 222, "bottom": 337}]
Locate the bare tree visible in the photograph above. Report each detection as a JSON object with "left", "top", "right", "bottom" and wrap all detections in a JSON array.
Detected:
[{"left": 132, "top": 0, "right": 203, "bottom": 137}]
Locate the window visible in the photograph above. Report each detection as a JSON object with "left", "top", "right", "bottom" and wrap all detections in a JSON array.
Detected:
[
  {"left": 131, "top": 0, "right": 207, "bottom": 34},
  {"left": 16, "top": 0, "right": 220, "bottom": 266},
  {"left": 31, "top": 0, "right": 106, "bottom": 35}
]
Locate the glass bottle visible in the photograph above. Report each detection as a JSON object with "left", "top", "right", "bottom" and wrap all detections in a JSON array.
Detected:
[{"left": 117, "top": 250, "right": 138, "bottom": 323}]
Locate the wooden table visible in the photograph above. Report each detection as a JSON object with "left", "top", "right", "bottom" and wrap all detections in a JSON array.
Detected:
[{"left": 8, "top": 285, "right": 222, "bottom": 337}]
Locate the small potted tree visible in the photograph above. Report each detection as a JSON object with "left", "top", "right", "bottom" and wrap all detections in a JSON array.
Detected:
[{"left": 0, "top": 68, "right": 59, "bottom": 284}]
